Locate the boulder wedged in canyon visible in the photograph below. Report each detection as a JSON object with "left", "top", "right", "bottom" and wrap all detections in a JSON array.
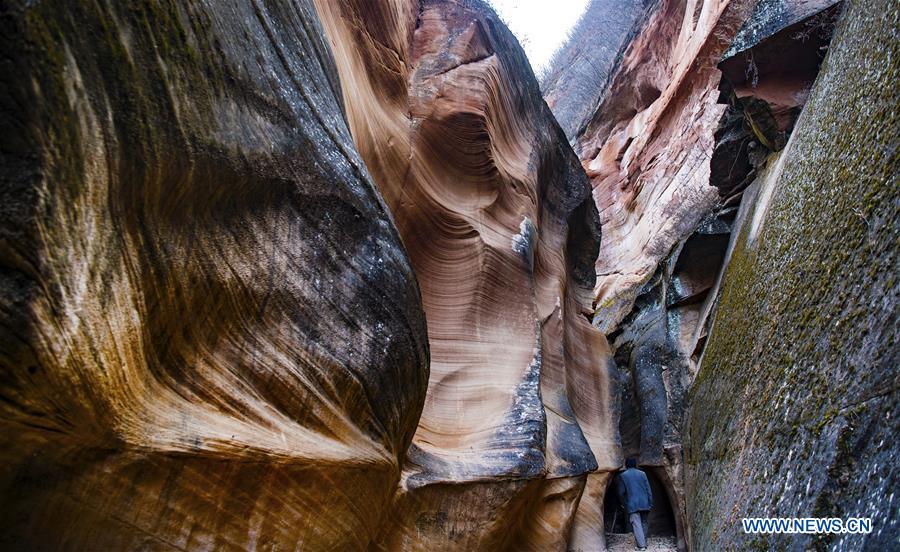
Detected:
[
  {"left": 314, "top": 0, "right": 615, "bottom": 548},
  {"left": 0, "top": 1, "right": 428, "bottom": 549},
  {"left": 685, "top": 0, "right": 899, "bottom": 548}
]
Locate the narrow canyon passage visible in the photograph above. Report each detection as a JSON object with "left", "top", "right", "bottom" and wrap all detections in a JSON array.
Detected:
[
  {"left": 0, "top": 0, "right": 896, "bottom": 550},
  {"left": 604, "top": 469, "right": 677, "bottom": 546},
  {"left": 605, "top": 534, "right": 678, "bottom": 552}
]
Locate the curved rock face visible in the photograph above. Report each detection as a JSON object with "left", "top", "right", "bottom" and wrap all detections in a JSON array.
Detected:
[
  {"left": 4, "top": 0, "right": 893, "bottom": 549},
  {"left": 314, "top": 0, "right": 614, "bottom": 549},
  {"left": 0, "top": 1, "right": 428, "bottom": 549},
  {"left": 686, "top": 0, "right": 899, "bottom": 548}
]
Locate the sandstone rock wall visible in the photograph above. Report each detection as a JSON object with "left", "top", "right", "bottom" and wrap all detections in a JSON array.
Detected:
[
  {"left": 685, "top": 0, "right": 899, "bottom": 548},
  {"left": 0, "top": 1, "right": 428, "bottom": 549},
  {"left": 572, "top": 0, "right": 758, "bottom": 334},
  {"left": 2, "top": 0, "right": 895, "bottom": 550},
  {"left": 313, "top": 1, "right": 615, "bottom": 549},
  {"left": 544, "top": 1, "right": 760, "bottom": 548}
]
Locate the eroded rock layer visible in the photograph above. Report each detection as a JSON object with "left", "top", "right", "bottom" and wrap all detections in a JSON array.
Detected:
[
  {"left": 572, "top": 0, "right": 761, "bottom": 334},
  {"left": 313, "top": 0, "right": 614, "bottom": 549},
  {"left": 3, "top": 0, "right": 896, "bottom": 549},
  {"left": 0, "top": 1, "right": 428, "bottom": 549},
  {"left": 544, "top": 1, "right": 763, "bottom": 548}
]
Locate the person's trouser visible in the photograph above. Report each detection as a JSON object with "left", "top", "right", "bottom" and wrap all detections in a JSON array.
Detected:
[{"left": 629, "top": 511, "right": 648, "bottom": 548}]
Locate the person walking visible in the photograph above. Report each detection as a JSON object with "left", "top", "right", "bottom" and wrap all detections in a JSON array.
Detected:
[{"left": 616, "top": 458, "right": 653, "bottom": 551}]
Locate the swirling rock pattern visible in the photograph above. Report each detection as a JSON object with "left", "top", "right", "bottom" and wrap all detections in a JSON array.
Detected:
[
  {"left": 0, "top": 1, "right": 428, "bottom": 549},
  {"left": 4, "top": 0, "right": 888, "bottom": 550},
  {"left": 314, "top": 0, "right": 614, "bottom": 549}
]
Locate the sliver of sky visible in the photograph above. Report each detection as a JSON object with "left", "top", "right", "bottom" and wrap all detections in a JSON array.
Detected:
[{"left": 488, "top": 0, "right": 590, "bottom": 75}]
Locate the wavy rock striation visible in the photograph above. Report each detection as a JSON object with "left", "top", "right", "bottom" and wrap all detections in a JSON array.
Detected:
[
  {"left": 314, "top": 0, "right": 614, "bottom": 549},
  {"left": 3, "top": 0, "right": 894, "bottom": 550},
  {"left": 0, "top": 1, "right": 428, "bottom": 549}
]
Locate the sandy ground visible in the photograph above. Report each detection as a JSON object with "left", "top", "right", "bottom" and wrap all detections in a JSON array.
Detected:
[{"left": 604, "top": 533, "right": 677, "bottom": 551}]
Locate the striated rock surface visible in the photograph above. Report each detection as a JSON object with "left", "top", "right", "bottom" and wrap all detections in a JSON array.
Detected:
[
  {"left": 0, "top": 1, "right": 428, "bottom": 549},
  {"left": 3, "top": 0, "right": 896, "bottom": 549},
  {"left": 314, "top": 0, "right": 614, "bottom": 549},
  {"left": 685, "top": 0, "right": 899, "bottom": 548}
]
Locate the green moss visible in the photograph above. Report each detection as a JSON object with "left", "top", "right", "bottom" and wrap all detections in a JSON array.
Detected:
[{"left": 685, "top": 0, "right": 900, "bottom": 546}]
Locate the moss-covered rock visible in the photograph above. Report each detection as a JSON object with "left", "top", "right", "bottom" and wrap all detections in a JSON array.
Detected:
[{"left": 685, "top": 0, "right": 899, "bottom": 549}]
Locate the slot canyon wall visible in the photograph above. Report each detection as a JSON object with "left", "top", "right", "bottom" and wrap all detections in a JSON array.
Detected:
[
  {"left": 545, "top": 0, "right": 769, "bottom": 548},
  {"left": 0, "top": 0, "right": 897, "bottom": 550},
  {"left": 1, "top": 0, "right": 616, "bottom": 550},
  {"left": 541, "top": 0, "right": 649, "bottom": 140},
  {"left": 685, "top": 0, "right": 899, "bottom": 548},
  {"left": 545, "top": 0, "right": 898, "bottom": 549},
  {"left": 313, "top": 1, "right": 617, "bottom": 549},
  {"left": 0, "top": 0, "right": 429, "bottom": 549}
]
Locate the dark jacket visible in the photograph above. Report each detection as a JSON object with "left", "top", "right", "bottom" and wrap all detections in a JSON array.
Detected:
[{"left": 616, "top": 467, "right": 653, "bottom": 514}]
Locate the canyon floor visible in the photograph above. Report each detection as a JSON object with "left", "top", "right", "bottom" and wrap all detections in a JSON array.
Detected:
[{"left": 604, "top": 534, "right": 678, "bottom": 551}]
